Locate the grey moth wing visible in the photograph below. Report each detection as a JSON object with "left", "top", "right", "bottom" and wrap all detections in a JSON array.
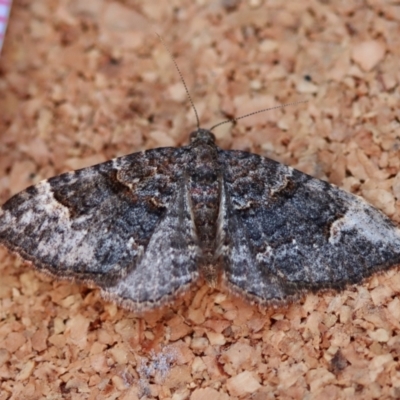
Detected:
[
  {"left": 0, "top": 147, "right": 201, "bottom": 310},
  {"left": 218, "top": 148, "right": 400, "bottom": 303}
]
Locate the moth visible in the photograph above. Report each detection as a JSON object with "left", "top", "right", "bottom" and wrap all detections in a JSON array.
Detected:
[{"left": 1, "top": 57, "right": 400, "bottom": 311}]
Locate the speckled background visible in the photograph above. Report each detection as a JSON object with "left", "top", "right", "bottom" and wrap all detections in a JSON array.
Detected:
[{"left": 1, "top": 1, "right": 400, "bottom": 399}]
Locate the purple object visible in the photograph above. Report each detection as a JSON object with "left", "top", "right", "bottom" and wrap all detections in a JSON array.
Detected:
[{"left": 0, "top": 0, "right": 12, "bottom": 54}]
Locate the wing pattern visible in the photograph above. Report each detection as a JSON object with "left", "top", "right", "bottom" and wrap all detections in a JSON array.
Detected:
[
  {"left": 0, "top": 147, "right": 200, "bottom": 309},
  {"left": 218, "top": 149, "right": 400, "bottom": 303}
]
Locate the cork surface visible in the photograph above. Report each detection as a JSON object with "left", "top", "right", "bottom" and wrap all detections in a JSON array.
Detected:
[{"left": 1, "top": 1, "right": 400, "bottom": 399}]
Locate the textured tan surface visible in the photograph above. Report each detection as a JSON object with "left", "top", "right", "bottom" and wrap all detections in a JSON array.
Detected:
[{"left": 1, "top": 1, "right": 400, "bottom": 399}]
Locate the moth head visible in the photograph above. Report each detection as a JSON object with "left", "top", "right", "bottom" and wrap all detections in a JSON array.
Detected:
[{"left": 189, "top": 129, "right": 216, "bottom": 145}]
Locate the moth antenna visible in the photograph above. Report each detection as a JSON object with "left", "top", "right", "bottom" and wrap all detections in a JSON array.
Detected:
[
  {"left": 209, "top": 100, "right": 308, "bottom": 132},
  {"left": 156, "top": 34, "right": 201, "bottom": 130}
]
